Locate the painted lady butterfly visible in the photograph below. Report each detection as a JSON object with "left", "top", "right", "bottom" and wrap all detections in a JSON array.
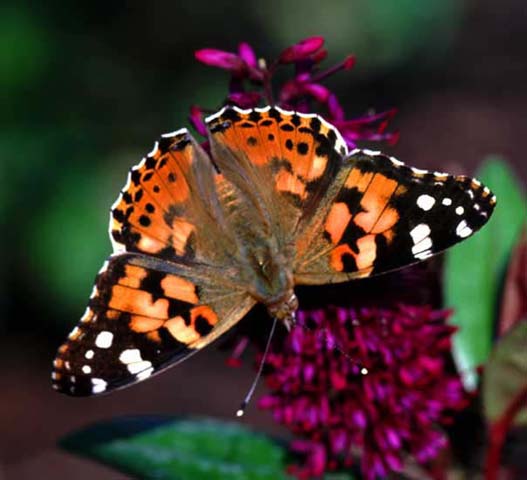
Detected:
[{"left": 52, "top": 106, "right": 496, "bottom": 396}]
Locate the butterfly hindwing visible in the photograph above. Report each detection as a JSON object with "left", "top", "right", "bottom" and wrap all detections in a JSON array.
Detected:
[
  {"left": 294, "top": 149, "right": 496, "bottom": 284},
  {"left": 52, "top": 254, "right": 255, "bottom": 396}
]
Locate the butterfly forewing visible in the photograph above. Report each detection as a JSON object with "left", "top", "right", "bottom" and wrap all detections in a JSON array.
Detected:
[
  {"left": 52, "top": 253, "right": 254, "bottom": 395},
  {"left": 294, "top": 150, "right": 496, "bottom": 284},
  {"left": 206, "top": 106, "right": 349, "bottom": 247}
]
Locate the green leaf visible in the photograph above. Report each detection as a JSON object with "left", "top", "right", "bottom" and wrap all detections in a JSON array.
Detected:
[
  {"left": 444, "top": 157, "right": 526, "bottom": 390},
  {"left": 61, "top": 416, "right": 292, "bottom": 480},
  {"left": 483, "top": 321, "right": 527, "bottom": 425}
]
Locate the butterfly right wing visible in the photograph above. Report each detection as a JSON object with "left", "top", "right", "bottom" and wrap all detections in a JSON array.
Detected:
[
  {"left": 293, "top": 150, "right": 496, "bottom": 284},
  {"left": 52, "top": 253, "right": 255, "bottom": 396}
]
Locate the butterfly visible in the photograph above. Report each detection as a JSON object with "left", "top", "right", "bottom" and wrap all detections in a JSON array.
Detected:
[{"left": 52, "top": 105, "right": 496, "bottom": 396}]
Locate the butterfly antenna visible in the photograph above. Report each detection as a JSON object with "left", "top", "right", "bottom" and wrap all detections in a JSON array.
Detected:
[{"left": 236, "top": 316, "right": 278, "bottom": 417}]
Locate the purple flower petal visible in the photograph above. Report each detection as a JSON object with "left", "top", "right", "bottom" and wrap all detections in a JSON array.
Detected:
[
  {"left": 188, "top": 105, "right": 207, "bottom": 137},
  {"left": 238, "top": 42, "right": 257, "bottom": 68},
  {"left": 195, "top": 48, "right": 244, "bottom": 71},
  {"left": 279, "top": 36, "right": 325, "bottom": 64},
  {"left": 227, "top": 91, "right": 261, "bottom": 109}
]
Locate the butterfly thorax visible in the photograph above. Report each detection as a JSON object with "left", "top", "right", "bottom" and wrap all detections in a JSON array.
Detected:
[{"left": 242, "top": 241, "right": 298, "bottom": 329}]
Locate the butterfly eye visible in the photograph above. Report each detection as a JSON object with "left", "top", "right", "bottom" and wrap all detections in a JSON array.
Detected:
[{"left": 261, "top": 260, "right": 271, "bottom": 276}]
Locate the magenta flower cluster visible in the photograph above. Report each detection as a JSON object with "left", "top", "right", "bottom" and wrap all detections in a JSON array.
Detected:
[
  {"left": 258, "top": 305, "right": 468, "bottom": 479},
  {"left": 192, "top": 37, "right": 398, "bottom": 148}
]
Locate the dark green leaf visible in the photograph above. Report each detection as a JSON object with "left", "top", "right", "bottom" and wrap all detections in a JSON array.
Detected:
[
  {"left": 61, "top": 416, "right": 292, "bottom": 480},
  {"left": 444, "top": 158, "right": 526, "bottom": 389},
  {"left": 483, "top": 321, "right": 527, "bottom": 425}
]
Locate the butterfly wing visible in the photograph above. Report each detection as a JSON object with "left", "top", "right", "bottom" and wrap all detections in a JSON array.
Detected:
[
  {"left": 110, "top": 128, "right": 236, "bottom": 265},
  {"left": 53, "top": 128, "right": 254, "bottom": 396},
  {"left": 52, "top": 253, "right": 255, "bottom": 396},
  {"left": 206, "top": 106, "right": 349, "bottom": 248},
  {"left": 294, "top": 149, "right": 496, "bottom": 284}
]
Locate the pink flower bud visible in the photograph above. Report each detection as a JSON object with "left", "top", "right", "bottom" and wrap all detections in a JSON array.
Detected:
[
  {"left": 195, "top": 49, "right": 244, "bottom": 71},
  {"left": 279, "top": 36, "right": 325, "bottom": 63}
]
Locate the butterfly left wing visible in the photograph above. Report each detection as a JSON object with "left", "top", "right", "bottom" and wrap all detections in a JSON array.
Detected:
[
  {"left": 52, "top": 253, "right": 255, "bottom": 396},
  {"left": 294, "top": 149, "right": 496, "bottom": 284}
]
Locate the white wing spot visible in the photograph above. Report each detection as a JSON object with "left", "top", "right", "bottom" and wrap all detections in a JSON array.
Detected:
[
  {"left": 82, "top": 365, "right": 92, "bottom": 374},
  {"left": 410, "top": 224, "right": 431, "bottom": 244},
  {"left": 128, "top": 361, "right": 153, "bottom": 375},
  {"left": 95, "top": 331, "right": 113, "bottom": 349},
  {"left": 456, "top": 220, "right": 473, "bottom": 238},
  {"left": 118, "top": 348, "right": 153, "bottom": 375},
  {"left": 474, "top": 204, "right": 480, "bottom": 211},
  {"left": 412, "top": 237, "right": 433, "bottom": 255},
  {"left": 136, "top": 367, "right": 154, "bottom": 381},
  {"left": 416, "top": 194, "right": 436, "bottom": 211},
  {"left": 410, "top": 224, "right": 433, "bottom": 259},
  {"left": 415, "top": 250, "right": 434, "bottom": 260},
  {"left": 442, "top": 197, "right": 452, "bottom": 206},
  {"left": 455, "top": 206, "right": 464, "bottom": 215},
  {"left": 85, "top": 349, "right": 94, "bottom": 360},
  {"left": 119, "top": 349, "right": 143, "bottom": 364},
  {"left": 91, "top": 378, "right": 107, "bottom": 394}
]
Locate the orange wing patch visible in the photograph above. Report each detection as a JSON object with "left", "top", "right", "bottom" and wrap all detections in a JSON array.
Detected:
[
  {"left": 52, "top": 253, "right": 254, "bottom": 396},
  {"left": 206, "top": 106, "right": 347, "bottom": 212},
  {"left": 110, "top": 131, "right": 199, "bottom": 259}
]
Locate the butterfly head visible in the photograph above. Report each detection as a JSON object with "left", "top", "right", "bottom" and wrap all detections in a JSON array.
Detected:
[{"left": 266, "top": 292, "right": 298, "bottom": 331}]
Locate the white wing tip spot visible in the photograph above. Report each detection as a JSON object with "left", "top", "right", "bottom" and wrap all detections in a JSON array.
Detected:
[
  {"left": 95, "top": 331, "right": 114, "bottom": 349},
  {"left": 416, "top": 194, "right": 436, "bottom": 211},
  {"left": 91, "top": 378, "right": 108, "bottom": 394},
  {"left": 119, "top": 349, "right": 143, "bottom": 364},
  {"left": 82, "top": 365, "right": 92, "bottom": 374},
  {"left": 455, "top": 206, "right": 464, "bottom": 215},
  {"left": 410, "top": 223, "right": 431, "bottom": 244},
  {"left": 85, "top": 349, "right": 94, "bottom": 360},
  {"left": 442, "top": 197, "right": 452, "bottom": 206},
  {"left": 456, "top": 220, "right": 473, "bottom": 238}
]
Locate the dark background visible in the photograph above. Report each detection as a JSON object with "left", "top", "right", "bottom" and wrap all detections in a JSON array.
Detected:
[{"left": 1, "top": 0, "right": 526, "bottom": 478}]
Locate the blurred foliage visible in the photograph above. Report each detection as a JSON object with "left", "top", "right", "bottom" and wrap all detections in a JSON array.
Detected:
[
  {"left": 483, "top": 321, "right": 527, "bottom": 425},
  {"left": 444, "top": 158, "right": 526, "bottom": 390},
  {"left": 257, "top": 0, "right": 463, "bottom": 72},
  {"left": 61, "top": 416, "right": 293, "bottom": 480}
]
